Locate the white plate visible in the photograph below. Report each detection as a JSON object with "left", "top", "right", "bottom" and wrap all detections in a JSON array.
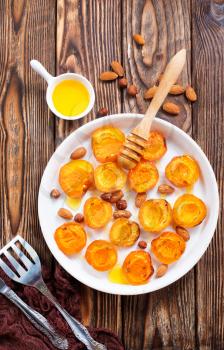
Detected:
[{"left": 38, "top": 114, "right": 219, "bottom": 295}]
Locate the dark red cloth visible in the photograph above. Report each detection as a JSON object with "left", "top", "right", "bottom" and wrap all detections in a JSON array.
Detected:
[{"left": 0, "top": 264, "right": 124, "bottom": 350}]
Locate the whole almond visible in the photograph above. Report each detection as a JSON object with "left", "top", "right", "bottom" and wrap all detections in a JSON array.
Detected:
[
  {"left": 158, "top": 184, "right": 175, "bottom": 195},
  {"left": 118, "top": 78, "right": 128, "bottom": 89},
  {"left": 127, "top": 84, "right": 138, "bottom": 96},
  {"left": 50, "top": 189, "right": 61, "bottom": 199},
  {"left": 101, "top": 192, "right": 113, "bottom": 202},
  {"left": 70, "top": 147, "right": 87, "bottom": 160},
  {"left": 169, "top": 84, "right": 185, "bottom": 95},
  {"left": 156, "top": 264, "right": 168, "bottom": 278},
  {"left": 111, "top": 61, "right": 124, "bottom": 77},
  {"left": 185, "top": 86, "right": 197, "bottom": 102},
  {"left": 100, "top": 71, "right": 118, "bottom": 81},
  {"left": 113, "top": 210, "right": 131, "bottom": 219},
  {"left": 111, "top": 190, "right": 124, "bottom": 203},
  {"left": 58, "top": 208, "right": 73, "bottom": 220},
  {"left": 133, "top": 34, "right": 145, "bottom": 46},
  {"left": 163, "top": 102, "right": 180, "bottom": 115},
  {"left": 176, "top": 226, "right": 190, "bottom": 241},
  {"left": 97, "top": 107, "right": 108, "bottom": 117},
  {"left": 144, "top": 86, "right": 158, "bottom": 100},
  {"left": 135, "top": 192, "right": 147, "bottom": 208}
]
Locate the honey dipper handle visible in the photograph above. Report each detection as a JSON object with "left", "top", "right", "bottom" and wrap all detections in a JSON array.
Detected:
[{"left": 132, "top": 49, "right": 186, "bottom": 140}]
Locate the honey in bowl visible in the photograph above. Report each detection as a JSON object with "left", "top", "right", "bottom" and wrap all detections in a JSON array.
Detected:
[{"left": 52, "top": 80, "right": 90, "bottom": 117}]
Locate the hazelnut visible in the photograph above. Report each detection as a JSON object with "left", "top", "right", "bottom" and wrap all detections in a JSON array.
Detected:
[
  {"left": 97, "top": 107, "right": 108, "bottom": 117},
  {"left": 116, "top": 199, "right": 127, "bottom": 210},
  {"left": 127, "top": 84, "right": 138, "bottom": 97},
  {"left": 118, "top": 78, "right": 128, "bottom": 89},
  {"left": 74, "top": 213, "right": 84, "bottom": 223},
  {"left": 50, "top": 189, "right": 61, "bottom": 199},
  {"left": 138, "top": 240, "right": 147, "bottom": 249}
]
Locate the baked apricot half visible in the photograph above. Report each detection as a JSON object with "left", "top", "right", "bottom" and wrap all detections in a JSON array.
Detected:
[
  {"left": 54, "top": 222, "right": 87, "bottom": 255},
  {"left": 122, "top": 251, "right": 154, "bottom": 285},
  {"left": 142, "top": 131, "right": 167, "bottom": 161},
  {"left": 92, "top": 125, "right": 125, "bottom": 163},
  {"left": 59, "top": 160, "right": 94, "bottom": 198},
  {"left": 128, "top": 160, "right": 159, "bottom": 193},
  {"left": 85, "top": 240, "right": 117, "bottom": 271},
  {"left": 109, "top": 218, "right": 140, "bottom": 247},
  {"left": 94, "top": 162, "right": 127, "bottom": 193},
  {"left": 173, "top": 194, "right": 207, "bottom": 228},
  {"left": 84, "top": 197, "right": 112, "bottom": 229},
  {"left": 139, "top": 199, "right": 172, "bottom": 233},
  {"left": 165, "top": 155, "right": 200, "bottom": 187},
  {"left": 151, "top": 231, "right": 186, "bottom": 264}
]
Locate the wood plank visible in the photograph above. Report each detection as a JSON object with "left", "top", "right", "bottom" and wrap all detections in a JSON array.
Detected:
[
  {"left": 0, "top": 0, "right": 56, "bottom": 263},
  {"left": 121, "top": 1, "right": 196, "bottom": 349},
  {"left": 56, "top": 0, "right": 123, "bottom": 335},
  {"left": 192, "top": 0, "right": 224, "bottom": 348}
]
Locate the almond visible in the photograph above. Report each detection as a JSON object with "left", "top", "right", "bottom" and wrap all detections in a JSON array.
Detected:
[
  {"left": 176, "top": 226, "right": 190, "bottom": 241},
  {"left": 185, "top": 86, "right": 197, "bottom": 102},
  {"left": 111, "top": 61, "right": 124, "bottom": 77},
  {"left": 158, "top": 184, "right": 175, "bottom": 195},
  {"left": 100, "top": 71, "right": 118, "bottom": 81},
  {"left": 144, "top": 86, "right": 158, "bottom": 100},
  {"left": 169, "top": 84, "right": 185, "bottom": 95},
  {"left": 58, "top": 208, "right": 73, "bottom": 220},
  {"left": 133, "top": 34, "right": 145, "bottom": 46},
  {"left": 135, "top": 192, "right": 147, "bottom": 208},
  {"left": 113, "top": 210, "right": 131, "bottom": 219},
  {"left": 156, "top": 264, "right": 168, "bottom": 278},
  {"left": 127, "top": 84, "right": 138, "bottom": 96},
  {"left": 101, "top": 190, "right": 124, "bottom": 203},
  {"left": 163, "top": 102, "right": 180, "bottom": 115},
  {"left": 70, "top": 147, "right": 87, "bottom": 160}
]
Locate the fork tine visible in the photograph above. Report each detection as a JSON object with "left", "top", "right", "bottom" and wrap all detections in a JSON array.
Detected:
[
  {"left": 17, "top": 236, "right": 41, "bottom": 266},
  {"left": 0, "top": 257, "right": 18, "bottom": 280},
  {"left": 3, "top": 250, "right": 27, "bottom": 276},
  {"left": 11, "top": 244, "right": 34, "bottom": 270}
]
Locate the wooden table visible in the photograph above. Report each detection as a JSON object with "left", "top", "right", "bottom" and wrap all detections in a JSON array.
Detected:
[{"left": 0, "top": 0, "right": 223, "bottom": 349}]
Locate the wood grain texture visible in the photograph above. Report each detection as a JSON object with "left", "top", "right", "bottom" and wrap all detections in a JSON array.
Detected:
[
  {"left": 0, "top": 0, "right": 56, "bottom": 263},
  {"left": 192, "top": 0, "right": 224, "bottom": 348}
]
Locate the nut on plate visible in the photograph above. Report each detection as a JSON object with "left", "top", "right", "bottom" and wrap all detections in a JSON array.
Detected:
[
  {"left": 162, "top": 102, "right": 180, "bottom": 115},
  {"left": 74, "top": 213, "right": 84, "bottom": 223},
  {"left": 116, "top": 199, "right": 127, "bottom": 210},
  {"left": 111, "top": 61, "right": 124, "bottom": 77},
  {"left": 70, "top": 147, "right": 87, "bottom": 160},
  {"left": 158, "top": 184, "right": 175, "bottom": 195},
  {"left": 135, "top": 192, "right": 147, "bottom": 208},
  {"left": 113, "top": 210, "right": 131, "bottom": 219},
  {"left": 97, "top": 107, "right": 108, "bottom": 117},
  {"left": 185, "top": 86, "right": 197, "bottom": 102},
  {"left": 156, "top": 264, "right": 168, "bottom": 278},
  {"left": 133, "top": 34, "right": 145, "bottom": 45},
  {"left": 176, "top": 226, "right": 190, "bottom": 241},
  {"left": 138, "top": 240, "right": 147, "bottom": 249},
  {"left": 118, "top": 78, "right": 128, "bottom": 89},
  {"left": 127, "top": 84, "right": 138, "bottom": 97},
  {"left": 58, "top": 208, "right": 73, "bottom": 220},
  {"left": 100, "top": 71, "right": 118, "bottom": 81},
  {"left": 50, "top": 189, "right": 61, "bottom": 199}
]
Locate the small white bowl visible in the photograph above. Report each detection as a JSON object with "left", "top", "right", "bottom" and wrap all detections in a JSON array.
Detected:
[{"left": 30, "top": 60, "right": 95, "bottom": 121}]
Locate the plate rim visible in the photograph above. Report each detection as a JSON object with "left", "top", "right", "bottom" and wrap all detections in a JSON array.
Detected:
[{"left": 38, "top": 113, "right": 219, "bottom": 295}]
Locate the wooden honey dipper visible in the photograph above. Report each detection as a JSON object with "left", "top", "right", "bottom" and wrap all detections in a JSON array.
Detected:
[{"left": 118, "top": 49, "right": 186, "bottom": 170}]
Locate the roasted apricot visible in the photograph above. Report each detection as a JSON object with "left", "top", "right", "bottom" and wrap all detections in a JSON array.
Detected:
[
  {"left": 139, "top": 199, "right": 172, "bottom": 233},
  {"left": 122, "top": 251, "right": 154, "bottom": 285},
  {"left": 59, "top": 160, "right": 94, "bottom": 198},
  {"left": 128, "top": 160, "right": 159, "bottom": 193},
  {"left": 94, "top": 162, "right": 127, "bottom": 193},
  {"left": 109, "top": 218, "right": 140, "bottom": 247},
  {"left": 84, "top": 197, "right": 112, "bottom": 228},
  {"left": 85, "top": 240, "right": 117, "bottom": 271},
  {"left": 173, "top": 194, "right": 207, "bottom": 228},
  {"left": 54, "top": 222, "right": 87, "bottom": 255},
  {"left": 165, "top": 155, "right": 200, "bottom": 187},
  {"left": 92, "top": 126, "right": 125, "bottom": 163},
  {"left": 142, "top": 131, "right": 167, "bottom": 161},
  {"left": 151, "top": 231, "right": 186, "bottom": 264}
]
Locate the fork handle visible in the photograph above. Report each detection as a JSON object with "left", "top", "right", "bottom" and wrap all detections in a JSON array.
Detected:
[
  {"left": 4, "top": 288, "right": 68, "bottom": 350},
  {"left": 35, "top": 279, "right": 107, "bottom": 350}
]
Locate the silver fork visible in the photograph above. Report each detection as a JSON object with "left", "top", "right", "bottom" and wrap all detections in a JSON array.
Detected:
[
  {"left": 0, "top": 277, "right": 68, "bottom": 349},
  {"left": 0, "top": 235, "right": 107, "bottom": 350}
]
